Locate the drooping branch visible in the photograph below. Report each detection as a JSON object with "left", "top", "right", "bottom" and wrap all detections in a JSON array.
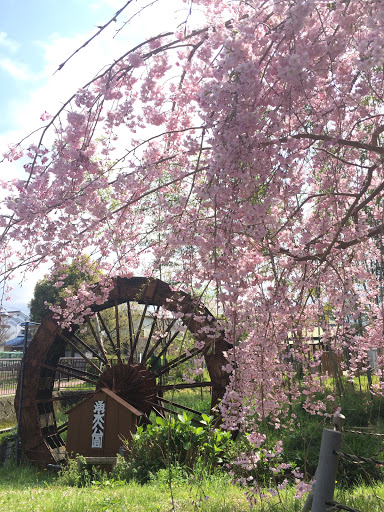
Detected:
[
  {"left": 261, "top": 132, "right": 384, "bottom": 156},
  {"left": 54, "top": 0, "right": 137, "bottom": 74}
]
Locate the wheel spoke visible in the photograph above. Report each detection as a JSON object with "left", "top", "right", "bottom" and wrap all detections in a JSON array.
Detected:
[
  {"left": 115, "top": 300, "right": 121, "bottom": 363},
  {"left": 151, "top": 405, "right": 167, "bottom": 419},
  {"left": 127, "top": 301, "right": 134, "bottom": 356},
  {"left": 40, "top": 362, "right": 98, "bottom": 386},
  {"left": 70, "top": 331, "right": 107, "bottom": 366},
  {"left": 141, "top": 306, "right": 160, "bottom": 362},
  {"left": 130, "top": 303, "right": 148, "bottom": 363},
  {"left": 57, "top": 362, "right": 100, "bottom": 382},
  {"left": 149, "top": 402, "right": 203, "bottom": 426},
  {"left": 157, "top": 397, "right": 205, "bottom": 416},
  {"left": 56, "top": 332, "right": 103, "bottom": 374},
  {"left": 145, "top": 318, "right": 178, "bottom": 362},
  {"left": 155, "top": 347, "right": 202, "bottom": 376},
  {"left": 86, "top": 317, "right": 110, "bottom": 365},
  {"left": 97, "top": 312, "right": 118, "bottom": 355},
  {"left": 158, "top": 381, "right": 212, "bottom": 391},
  {"left": 149, "top": 330, "right": 181, "bottom": 367},
  {"left": 56, "top": 422, "right": 68, "bottom": 435}
]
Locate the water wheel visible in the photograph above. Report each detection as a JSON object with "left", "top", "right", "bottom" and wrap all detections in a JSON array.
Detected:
[{"left": 15, "top": 277, "right": 229, "bottom": 467}]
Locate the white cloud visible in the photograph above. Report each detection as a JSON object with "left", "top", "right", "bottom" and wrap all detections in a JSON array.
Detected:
[
  {"left": 0, "top": 57, "right": 33, "bottom": 81},
  {"left": 0, "top": 32, "right": 31, "bottom": 82},
  {"left": 0, "top": 32, "right": 20, "bottom": 54}
]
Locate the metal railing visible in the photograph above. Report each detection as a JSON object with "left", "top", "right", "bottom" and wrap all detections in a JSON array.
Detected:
[
  {"left": 0, "top": 357, "right": 96, "bottom": 396},
  {"left": 0, "top": 359, "right": 21, "bottom": 396}
]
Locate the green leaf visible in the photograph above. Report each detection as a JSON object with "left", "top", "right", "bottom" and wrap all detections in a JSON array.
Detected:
[{"left": 201, "top": 414, "right": 214, "bottom": 425}]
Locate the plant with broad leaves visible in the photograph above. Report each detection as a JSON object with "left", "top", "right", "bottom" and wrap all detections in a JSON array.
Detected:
[{"left": 115, "top": 411, "right": 232, "bottom": 483}]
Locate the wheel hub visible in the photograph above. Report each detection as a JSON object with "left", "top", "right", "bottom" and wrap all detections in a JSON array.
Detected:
[{"left": 96, "top": 362, "right": 157, "bottom": 415}]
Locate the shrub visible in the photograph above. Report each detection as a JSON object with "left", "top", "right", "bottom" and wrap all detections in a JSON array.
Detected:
[
  {"left": 113, "top": 412, "right": 232, "bottom": 484},
  {"left": 58, "top": 455, "right": 104, "bottom": 487}
]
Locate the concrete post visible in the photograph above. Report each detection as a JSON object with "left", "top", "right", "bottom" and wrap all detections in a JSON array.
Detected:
[
  {"left": 15, "top": 322, "right": 29, "bottom": 465},
  {"left": 311, "top": 428, "right": 342, "bottom": 512}
]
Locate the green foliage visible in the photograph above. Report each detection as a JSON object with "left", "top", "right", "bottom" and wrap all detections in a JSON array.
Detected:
[
  {"left": 0, "top": 426, "right": 16, "bottom": 445},
  {"left": 273, "top": 386, "right": 384, "bottom": 487},
  {"left": 57, "top": 455, "right": 105, "bottom": 487},
  {"left": 0, "top": 429, "right": 16, "bottom": 465},
  {"left": 113, "top": 412, "right": 232, "bottom": 484},
  {"left": 28, "top": 256, "right": 100, "bottom": 322}
]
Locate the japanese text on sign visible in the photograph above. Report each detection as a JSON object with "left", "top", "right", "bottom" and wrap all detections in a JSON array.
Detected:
[{"left": 92, "top": 400, "right": 105, "bottom": 448}]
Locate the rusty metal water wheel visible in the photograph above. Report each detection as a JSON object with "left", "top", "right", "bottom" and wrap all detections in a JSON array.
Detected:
[{"left": 15, "top": 277, "right": 229, "bottom": 467}]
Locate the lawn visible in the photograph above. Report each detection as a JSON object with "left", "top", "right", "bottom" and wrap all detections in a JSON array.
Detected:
[
  {"left": 1, "top": 463, "right": 384, "bottom": 512},
  {"left": 2, "top": 384, "right": 384, "bottom": 511},
  {"left": 0, "top": 464, "right": 250, "bottom": 512}
]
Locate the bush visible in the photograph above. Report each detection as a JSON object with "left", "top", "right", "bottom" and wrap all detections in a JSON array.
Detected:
[
  {"left": 58, "top": 455, "right": 104, "bottom": 487},
  {"left": 113, "top": 412, "right": 232, "bottom": 484},
  {"left": 0, "top": 427, "right": 17, "bottom": 465}
]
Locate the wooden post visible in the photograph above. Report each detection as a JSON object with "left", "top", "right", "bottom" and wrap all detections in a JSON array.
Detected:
[{"left": 310, "top": 428, "right": 342, "bottom": 512}]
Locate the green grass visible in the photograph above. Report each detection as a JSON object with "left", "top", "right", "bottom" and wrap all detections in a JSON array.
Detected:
[
  {"left": 0, "top": 418, "right": 16, "bottom": 430},
  {"left": 0, "top": 464, "right": 250, "bottom": 512},
  {"left": 334, "top": 483, "right": 384, "bottom": 511},
  {"left": 2, "top": 383, "right": 384, "bottom": 510},
  {"left": 163, "top": 388, "right": 212, "bottom": 413},
  {"left": 1, "top": 464, "right": 384, "bottom": 511},
  {"left": 0, "top": 424, "right": 17, "bottom": 445}
]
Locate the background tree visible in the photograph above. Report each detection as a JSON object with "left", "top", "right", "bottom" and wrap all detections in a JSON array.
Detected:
[
  {"left": 28, "top": 256, "right": 135, "bottom": 355},
  {"left": 28, "top": 256, "right": 100, "bottom": 322}
]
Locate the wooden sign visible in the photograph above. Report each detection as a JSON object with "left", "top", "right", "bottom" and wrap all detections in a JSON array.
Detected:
[{"left": 66, "top": 388, "right": 147, "bottom": 458}]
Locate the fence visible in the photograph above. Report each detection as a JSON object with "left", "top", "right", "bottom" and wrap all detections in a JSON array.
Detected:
[
  {"left": 0, "top": 359, "right": 21, "bottom": 396},
  {"left": 0, "top": 357, "right": 94, "bottom": 396}
]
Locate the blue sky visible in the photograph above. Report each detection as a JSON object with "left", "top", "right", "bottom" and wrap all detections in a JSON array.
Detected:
[
  {"left": 0, "top": 0, "right": 122, "bottom": 132},
  {"left": 0, "top": 0, "right": 188, "bottom": 313},
  {"left": 0, "top": 0, "right": 190, "bottom": 134}
]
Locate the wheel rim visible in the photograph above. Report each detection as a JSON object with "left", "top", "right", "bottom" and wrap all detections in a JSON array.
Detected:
[{"left": 15, "top": 277, "right": 229, "bottom": 467}]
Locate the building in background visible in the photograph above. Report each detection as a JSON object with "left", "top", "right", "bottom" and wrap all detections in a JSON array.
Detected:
[
  {"left": 0, "top": 309, "right": 29, "bottom": 350},
  {"left": 3, "top": 322, "right": 40, "bottom": 353}
]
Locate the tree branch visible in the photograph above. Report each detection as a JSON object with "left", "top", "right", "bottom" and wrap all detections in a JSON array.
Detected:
[{"left": 54, "top": 0, "right": 135, "bottom": 74}]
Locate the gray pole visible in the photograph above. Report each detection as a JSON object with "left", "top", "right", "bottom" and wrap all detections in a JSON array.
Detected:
[
  {"left": 15, "top": 322, "right": 29, "bottom": 465},
  {"left": 311, "top": 428, "right": 342, "bottom": 512}
]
